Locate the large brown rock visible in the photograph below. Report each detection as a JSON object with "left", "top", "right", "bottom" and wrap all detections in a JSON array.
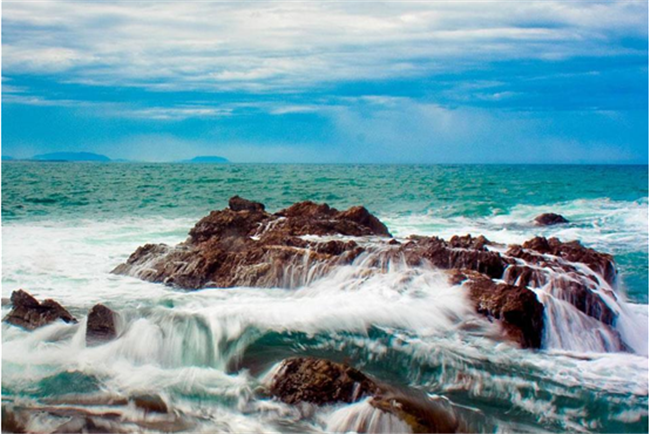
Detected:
[
  {"left": 269, "top": 357, "right": 379, "bottom": 405},
  {"left": 3, "top": 290, "right": 77, "bottom": 330},
  {"left": 86, "top": 304, "right": 117, "bottom": 345},
  {"left": 515, "top": 237, "right": 616, "bottom": 285},
  {"left": 112, "top": 197, "right": 382, "bottom": 289},
  {"left": 268, "top": 357, "right": 463, "bottom": 433},
  {"left": 505, "top": 237, "right": 618, "bottom": 326},
  {"left": 112, "top": 198, "right": 622, "bottom": 350},
  {"left": 461, "top": 273, "right": 544, "bottom": 349},
  {"left": 274, "top": 201, "right": 392, "bottom": 237},
  {"left": 402, "top": 235, "right": 506, "bottom": 279}
]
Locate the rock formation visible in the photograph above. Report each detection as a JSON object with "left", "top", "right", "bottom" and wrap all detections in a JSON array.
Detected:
[
  {"left": 3, "top": 290, "right": 77, "bottom": 330},
  {"left": 269, "top": 357, "right": 379, "bottom": 405},
  {"left": 268, "top": 357, "right": 462, "bottom": 433},
  {"left": 534, "top": 213, "right": 569, "bottom": 226},
  {"left": 130, "top": 394, "right": 168, "bottom": 414},
  {"left": 86, "top": 304, "right": 118, "bottom": 345},
  {"left": 112, "top": 197, "right": 621, "bottom": 350}
]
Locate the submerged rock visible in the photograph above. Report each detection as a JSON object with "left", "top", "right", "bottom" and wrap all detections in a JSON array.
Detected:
[
  {"left": 463, "top": 274, "right": 544, "bottom": 348},
  {"left": 534, "top": 213, "right": 569, "bottom": 226},
  {"left": 86, "top": 304, "right": 117, "bottom": 345},
  {"left": 268, "top": 357, "right": 463, "bottom": 433},
  {"left": 269, "top": 357, "right": 379, "bottom": 405},
  {"left": 112, "top": 197, "right": 622, "bottom": 350},
  {"left": 2, "top": 405, "right": 26, "bottom": 434},
  {"left": 370, "top": 392, "right": 461, "bottom": 434},
  {"left": 130, "top": 394, "right": 168, "bottom": 414},
  {"left": 3, "top": 290, "right": 77, "bottom": 330},
  {"left": 3, "top": 396, "right": 186, "bottom": 434}
]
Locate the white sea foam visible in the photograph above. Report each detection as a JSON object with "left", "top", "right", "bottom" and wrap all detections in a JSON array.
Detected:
[
  {"left": 2, "top": 213, "right": 648, "bottom": 432},
  {"left": 380, "top": 197, "right": 649, "bottom": 254},
  {"left": 326, "top": 398, "right": 412, "bottom": 433}
]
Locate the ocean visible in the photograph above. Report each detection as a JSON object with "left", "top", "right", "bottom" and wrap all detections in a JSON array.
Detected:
[{"left": 2, "top": 162, "right": 648, "bottom": 432}]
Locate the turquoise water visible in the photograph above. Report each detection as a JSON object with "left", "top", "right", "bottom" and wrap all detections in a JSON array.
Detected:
[
  {"left": 3, "top": 163, "right": 647, "bottom": 220},
  {"left": 2, "top": 162, "right": 648, "bottom": 433},
  {"left": 4, "top": 162, "right": 648, "bottom": 302}
]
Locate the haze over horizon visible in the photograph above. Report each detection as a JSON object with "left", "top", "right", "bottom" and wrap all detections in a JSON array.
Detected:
[{"left": 2, "top": 1, "right": 648, "bottom": 164}]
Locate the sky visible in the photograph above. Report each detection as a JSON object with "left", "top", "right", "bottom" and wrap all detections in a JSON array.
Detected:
[{"left": 2, "top": 0, "right": 648, "bottom": 163}]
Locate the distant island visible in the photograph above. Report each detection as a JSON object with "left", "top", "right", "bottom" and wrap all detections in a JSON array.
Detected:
[
  {"left": 2, "top": 156, "right": 15, "bottom": 161},
  {"left": 31, "top": 152, "right": 111, "bottom": 162},
  {"left": 179, "top": 156, "right": 229, "bottom": 164}
]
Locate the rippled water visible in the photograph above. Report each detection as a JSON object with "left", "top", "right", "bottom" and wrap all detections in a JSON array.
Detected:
[{"left": 2, "top": 162, "right": 648, "bottom": 433}]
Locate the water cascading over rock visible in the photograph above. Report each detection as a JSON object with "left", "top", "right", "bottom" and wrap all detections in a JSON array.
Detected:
[{"left": 111, "top": 196, "right": 626, "bottom": 352}]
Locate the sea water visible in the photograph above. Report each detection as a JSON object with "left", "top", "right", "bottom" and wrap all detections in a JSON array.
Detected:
[{"left": 2, "top": 162, "right": 648, "bottom": 432}]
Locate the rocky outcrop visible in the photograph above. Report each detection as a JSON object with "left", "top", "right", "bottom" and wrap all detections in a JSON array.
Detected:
[
  {"left": 400, "top": 235, "right": 506, "bottom": 279},
  {"left": 514, "top": 236, "right": 616, "bottom": 286},
  {"left": 113, "top": 197, "right": 621, "bottom": 350},
  {"left": 2, "top": 405, "right": 26, "bottom": 433},
  {"left": 130, "top": 394, "right": 168, "bottom": 414},
  {"left": 505, "top": 237, "right": 617, "bottom": 325},
  {"left": 3, "top": 290, "right": 77, "bottom": 330},
  {"left": 86, "top": 304, "right": 117, "bottom": 345},
  {"left": 458, "top": 272, "right": 544, "bottom": 348},
  {"left": 112, "top": 198, "right": 382, "bottom": 289},
  {"left": 269, "top": 357, "right": 379, "bottom": 405},
  {"left": 268, "top": 357, "right": 462, "bottom": 433},
  {"left": 534, "top": 213, "right": 569, "bottom": 226},
  {"left": 228, "top": 195, "right": 265, "bottom": 213}
]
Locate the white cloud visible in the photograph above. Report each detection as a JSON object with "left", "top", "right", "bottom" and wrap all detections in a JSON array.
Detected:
[
  {"left": 3, "top": 1, "right": 646, "bottom": 92},
  {"left": 120, "top": 106, "right": 233, "bottom": 121}
]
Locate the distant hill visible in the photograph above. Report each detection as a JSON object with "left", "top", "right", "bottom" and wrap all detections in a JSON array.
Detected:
[
  {"left": 179, "top": 156, "right": 229, "bottom": 164},
  {"left": 31, "top": 152, "right": 111, "bottom": 162},
  {"left": 2, "top": 156, "right": 15, "bottom": 161}
]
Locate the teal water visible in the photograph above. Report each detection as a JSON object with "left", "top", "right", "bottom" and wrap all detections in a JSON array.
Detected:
[
  {"left": 2, "top": 162, "right": 648, "bottom": 433},
  {"left": 4, "top": 162, "right": 648, "bottom": 302},
  {"left": 3, "top": 163, "right": 647, "bottom": 220}
]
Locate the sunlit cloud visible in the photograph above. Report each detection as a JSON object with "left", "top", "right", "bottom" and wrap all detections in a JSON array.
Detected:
[{"left": 2, "top": 1, "right": 647, "bottom": 163}]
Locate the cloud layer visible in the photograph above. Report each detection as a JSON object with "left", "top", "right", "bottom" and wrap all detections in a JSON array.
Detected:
[{"left": 2, "top": 0, "right": 648, "bottom": 162}]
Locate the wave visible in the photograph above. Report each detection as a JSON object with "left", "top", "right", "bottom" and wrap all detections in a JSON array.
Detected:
[
  {"left": 380, "top": 197, "right": 648, "bottom": 252},
  {"left": 2, "top": 207, "right": 648, "bottom": 433}
]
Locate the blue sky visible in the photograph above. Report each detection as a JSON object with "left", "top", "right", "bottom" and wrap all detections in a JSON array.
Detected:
[{"left": 2, "top": 1, "right": 648, "bottom": 163}]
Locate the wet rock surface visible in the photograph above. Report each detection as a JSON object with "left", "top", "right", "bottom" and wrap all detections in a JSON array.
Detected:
[
  {"left": 268, "top": 357, "right": 463, "bottom": 433},
  {"left": 86, "top": 304, "right": 118, "bottom": 345},
  {"left": 534, "top": 213, "right": 569, "bottom": 226},
  {"left": 112, "top": 198, "right": 385, "bottom": 289},
  {"left": 228, "top": 195, "right": 265, "bottom": 213},
  {"left": 269, "top": 357, "right": 379, "bottom": 405},
  {"left": 113, "top": 197, "right": 621, "bottom": 350},
  {"left": 2, "top": 405, "right": 26, "bottom": 433},
  {"left": 462, "top": 273, "right": 544, "bottom": 348},
  {"left": 2, "top": 398, "right": 189, "bottom": 434},
  {"left": 3, "top": 290, "right": 77, "bottom": 330},
  {"left": 131, "top": 394, "right": 169, "bottom": 414}
]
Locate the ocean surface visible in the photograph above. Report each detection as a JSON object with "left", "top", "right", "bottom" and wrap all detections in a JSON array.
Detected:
[{"left": 2, "top": 162, "right": 648, "bottom": 433}]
